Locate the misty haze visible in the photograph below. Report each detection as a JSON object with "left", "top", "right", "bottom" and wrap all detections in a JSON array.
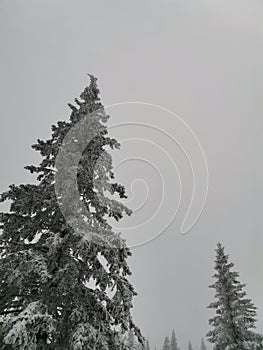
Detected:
[{"left": 0, "top": 1, "right": 262, "bottom": 349}]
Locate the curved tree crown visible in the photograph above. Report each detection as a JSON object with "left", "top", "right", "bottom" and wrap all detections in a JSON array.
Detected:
[{"left": 0, "top": 75, "right": 141, "bottom": 349}]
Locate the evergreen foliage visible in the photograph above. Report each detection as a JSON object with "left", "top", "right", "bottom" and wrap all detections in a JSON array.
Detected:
[
  {"left": 207, "top": 243, "right": 263, "bottom": 350},
  {"left": 170, "top": 330, "right": 179, "bottom": 350},
  {"left": 126, "top": 330, "right": 139, "bottom": 350},
  {"left": 162, "top": 336, "right": 170, "bottom": 350},
  {"left": 0, "top": 76, "right": 141, "bottom": 349}
]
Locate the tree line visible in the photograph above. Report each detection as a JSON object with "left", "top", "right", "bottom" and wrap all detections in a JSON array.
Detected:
[{"left": 123, "top": 329, "right": 207, "bottom": 350}]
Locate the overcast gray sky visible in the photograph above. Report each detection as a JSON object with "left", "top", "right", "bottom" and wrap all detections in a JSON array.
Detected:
[{"left": 1, "top": 1, "right": 263, "bottom": 349}]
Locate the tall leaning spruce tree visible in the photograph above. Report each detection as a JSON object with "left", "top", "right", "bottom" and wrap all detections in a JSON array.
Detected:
[
  {"left": 207, "top": 243, "right": 262, "bottom": 350},
  {"left": 0, "top": 75, "right": 142, "bottom": 349}
]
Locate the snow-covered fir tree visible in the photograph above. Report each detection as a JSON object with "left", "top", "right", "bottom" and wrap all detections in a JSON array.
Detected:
[
  {"left": 188, "top": 341, "right": 193, "bottom": 350},
  {"left": 162, "top": 336, "right": 171, "bottom": 350},
  {"left": 200, "top": 338, "right": 206, "bottom": 350},
  {"left": 170, "top": 330, "right": 180, "bottom": 350},
  {"left": 207, "top": 243, "right": 263, "bottom": 350},
  {"left": 0, "top": 76, "right": 142, "bottom": 349}
]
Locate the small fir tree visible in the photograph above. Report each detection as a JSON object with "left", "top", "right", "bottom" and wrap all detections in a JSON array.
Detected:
[
  {"left": 207, "top": 243, "right": 263, "bottom": 350},
  {"left": 171, "top": 330, "right": 180, "bottom": 350},
  {"left": 163, "top": 336, "right": 171, "bottom": 350}
]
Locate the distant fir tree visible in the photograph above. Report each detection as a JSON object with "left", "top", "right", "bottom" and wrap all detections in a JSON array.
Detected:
[
  {"left": 207, "top": 243, "right": 263, "bottom": 350},
  {"left": 170, "top": 329, "right": 180, "bottom": 350},
  {"left": 188, "top": 341, "right": 193, "bottom": 350},
  {"left": 145, "top": 339, "right": 150, "bottom": 350},
  {"left": 0, "top": 76, "right": 142, "bottom": 349},
  {"left": 163, "top": 336, "right": 171, "bottom": 350},
  {"left": 200, "top": 338, "right": 206, "bottom": 350}
]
